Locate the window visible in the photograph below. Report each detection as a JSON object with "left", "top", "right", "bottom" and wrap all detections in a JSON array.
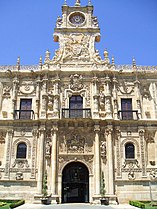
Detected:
[
  {"left": 125, "top": 143, "right": 135, "bottom": 159},
  {"left": 20, "top": 99, "right": 32, "bottom": 119},
  {"left": 69, "top": 96, "right": 83, "bottom": 118},
  {"left": 121, "top": 99, "right": 133, "bottom": 120},
  {"left": 16, "top": 143, "right": 27, "bottom": 159}
]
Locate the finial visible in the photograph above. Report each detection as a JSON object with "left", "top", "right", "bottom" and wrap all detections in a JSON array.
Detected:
[
  {"left": 132, "top": 57, "right": 136, "bottom": 67},
  {"left": 17, "top": 56, "right": 20, "bottom": 66},
  {"left": 88, "top": 0, "right": 92, "bottom": 6},
  {"left": 75, "top": 0, "right": 81, "bottom": 6},
  {"left": 104, "top": 49, "right": 109, "bottom": 58},
  {"left": 63, "top": 0, "right": 67, "bottom": 5},
  {"left": 104, "top": 49, "right": 110, "bottom": 64},
  {"left": 45, "top": 50, "right": 50, "bottom": 63},
  {"left": 112, "top": 56, "right": 115, "bottom": 66},
  {"left": 39, "top": 56, "right": 42, "bottom": 66}
]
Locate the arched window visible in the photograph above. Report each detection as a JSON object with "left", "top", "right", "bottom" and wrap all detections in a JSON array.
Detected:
[
  {"left": 16, "top": 142, "right": 27, "bottom": 159},
  {"left": 125, "top": 143, "right": 135, "bottom": 159}
]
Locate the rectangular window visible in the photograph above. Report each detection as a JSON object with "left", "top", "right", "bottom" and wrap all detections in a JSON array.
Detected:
[
  {"left": 121, "top": 99, "right": 133, "bottom": 120},
  {"left": 20, "top": 99, "right": 32, "bottom": 119}
]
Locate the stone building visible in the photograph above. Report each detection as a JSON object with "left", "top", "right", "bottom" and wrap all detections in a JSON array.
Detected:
[{"left": 0, "top": 0, "right": 157, "bottom": 204}]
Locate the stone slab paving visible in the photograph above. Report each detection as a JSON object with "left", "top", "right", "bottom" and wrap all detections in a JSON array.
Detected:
[{"left": 17, "top": 203, "right": 138, "bottom": 209}]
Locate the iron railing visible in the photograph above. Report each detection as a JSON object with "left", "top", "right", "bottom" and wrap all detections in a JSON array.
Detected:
[
  {"left": 14, "top": 110, "right": 35, "bottom": 120},
  {"left": 62, "top": 109, "right": 91, "bottom": 119},
  {"left": 118, "top": 110, "right": 139, "bottom": 120}
]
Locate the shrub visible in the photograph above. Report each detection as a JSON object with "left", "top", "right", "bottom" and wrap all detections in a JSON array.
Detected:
[
  {"left": 0, "top": 202, "right": 7, "bottom": 207},
  {"left": 129, "top": 200, "right": 145, "bottom": 208},
  {"left": 10, "top": 200, "right": 25, "bottom": 208}
]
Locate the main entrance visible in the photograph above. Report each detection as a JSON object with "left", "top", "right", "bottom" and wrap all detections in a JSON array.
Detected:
[{"left": 62, "top": 162, "right": 89, "bottom": 203}]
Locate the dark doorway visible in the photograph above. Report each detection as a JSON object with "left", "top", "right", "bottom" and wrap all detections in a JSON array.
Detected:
[{"left": 62, "top": 162, "right": 89, "bottom": 203}]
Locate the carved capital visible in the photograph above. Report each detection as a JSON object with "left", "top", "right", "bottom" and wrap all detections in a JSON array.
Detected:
[
  {"left": 39, "top": 127, "right": 45, "bottom": 135},
  {"left": 139, "top": 129, "right": 145, "bottom": 137},
  {"left": 32, "top": 129, "right": 38, "bottom": 137},
  {"left": 94, "top": 125, "right": 100, "bottom": 133}
]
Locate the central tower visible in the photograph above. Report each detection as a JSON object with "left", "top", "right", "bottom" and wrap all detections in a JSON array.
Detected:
[{"left": 49, "top": 0, "right": 109, "bottom": 66}]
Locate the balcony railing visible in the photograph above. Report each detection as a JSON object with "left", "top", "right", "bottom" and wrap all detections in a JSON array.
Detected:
[
  {"left": 118, "top": 110, "right": 139, "bottom": 120},
  {"left": 14, "top": 110, "right": 35, "bottom": 120},
  {"left": 62, "top": 109, "right": 91, "bottom": 119}
]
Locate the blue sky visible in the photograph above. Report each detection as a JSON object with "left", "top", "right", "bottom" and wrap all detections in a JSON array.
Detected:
[{"left": 0, "top": 0, "right": 157, "bottom": 65}]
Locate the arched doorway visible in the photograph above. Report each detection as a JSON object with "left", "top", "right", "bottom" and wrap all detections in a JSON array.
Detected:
[{"left": 62, "top": 162, "right": 89, "bottom": 203}]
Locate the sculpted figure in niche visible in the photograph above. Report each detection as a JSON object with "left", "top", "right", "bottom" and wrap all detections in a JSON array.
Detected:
[{"left": 46, "top": 141, "right": 51, "bottom": 155}]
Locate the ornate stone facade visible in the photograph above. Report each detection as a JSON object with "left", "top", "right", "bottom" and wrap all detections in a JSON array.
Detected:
[{"left": 0, "top": 0, "right": 157, "bottom": 204}]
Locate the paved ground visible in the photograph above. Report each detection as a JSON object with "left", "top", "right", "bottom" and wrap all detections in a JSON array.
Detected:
[{"left": 17, "top": 203, "right": 138, "bottom": 209}]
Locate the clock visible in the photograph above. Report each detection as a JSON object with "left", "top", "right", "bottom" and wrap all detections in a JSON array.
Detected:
[{"left": 69, "top": 12, "right": 85, "bottom": 25}]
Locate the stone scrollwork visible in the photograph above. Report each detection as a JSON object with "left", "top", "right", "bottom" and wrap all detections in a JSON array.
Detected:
[
  {"left": 118, "top": 82, "right": 134, "bottom": 95},
  {"left": 149, "top": 170, "right": 157, "bottom": 180},
  {"left": 128, "top": 171, "right": 135, "bottom": 180},
  {"left": 16, "top": 172, "right": 23, "bottom": 180},
  {"left": 56, "top": 16, "right": 63, "bottom": 27},
  {"left": 122, "top": 159, "right": 140, "bottom": 169},
  {"left": 70, "top": 74, "right": 83, "bottom": 91},
  {"left": 12, "top": 159, "right": 29, "bottom": 169}
]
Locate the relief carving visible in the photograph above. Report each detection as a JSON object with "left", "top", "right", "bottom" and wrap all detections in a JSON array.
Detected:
[
  {"left": 67, "top": 134, "right": 85, "bottom": 153},
  {"left": 59, "top": 131, "right": 93, "bottom": 154},
  {"left": 12, "top": 159, "right": 29, "bottom": 169},
  {"left": 16, "top": 172, "right": 23, "bottom": 180},
  {"left": 70, "top": 74, "right": 83, "bottom": 91},
  {"left": 118, "top": 82, "right": 134, "bottom": 94},
  {"left": 52, "top": 34, "right": 90, "bottom": 63},
  {"left": 19, "top": 81, "right": 35, "bottom": 95}
]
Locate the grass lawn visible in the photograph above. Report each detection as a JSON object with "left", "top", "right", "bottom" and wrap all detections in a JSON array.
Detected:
[{"left": 130, "top": 200, "right": 157, "bottom": 209}]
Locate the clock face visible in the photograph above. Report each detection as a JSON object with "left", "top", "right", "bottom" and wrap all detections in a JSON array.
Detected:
[{"left": 69, "top": 13, "right": 85, "bottom": 25}]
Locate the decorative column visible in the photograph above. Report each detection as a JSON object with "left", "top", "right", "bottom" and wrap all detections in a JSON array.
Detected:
[
  {"left": 92, "top": 77, "right": 99, "bottom": 119},
  {"left": 4, "top": 129, "right": 13, "bottom": 179},
  {"left": 41, "top": 77, "right": 48, "bottom": 119},
  {"left": 105, "top": 126, "right": 114, "bottom": 195},
  {"left": 31, "top": 129, "right": 38, "bottom": 179},
  {"left": 53, "top": 78, "right": 60, "bottom": 118},
  {"left": 12, "top": 77, "right": 19, "bottom": 119},
  {"left": 35, "top": 77, "right": 41, "bottom": 120},
  {"left": 115, "top": 128, "right": 121, "bottom": 178},
  {"left": 113, "top": 76, "right": 118, "bottom": 120},
  {"left": 134, "top": 79, "right": 142, "bottom": 119},
  {"left": 93, "top": 124, "right": 101, "bottom": 202},
  {"left": 104, "top": 75, "right": 112, "bottom": 119},
  {"left": 139, "top": 129, "right": 147, "bottom": 177},
  {"left": 37, "top": 127, "right": 45, "bottom": 194},
  {"left": 51, "top": 125, "right": 59, "bottom": 203}
]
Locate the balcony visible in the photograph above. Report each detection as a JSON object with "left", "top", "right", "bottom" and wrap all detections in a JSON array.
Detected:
[
  {"left": 118, "top": 110, "right": 139, "bottom": 120},
  {"left": 14, "top": 110, "right": 35, "bottom": 120},
  {"left": 62, "top": 109, "right": 91, "bottom": 119}
]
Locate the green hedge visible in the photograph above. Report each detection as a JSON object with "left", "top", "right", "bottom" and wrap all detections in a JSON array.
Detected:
[
  {"left": 129, "top": 200, "right": 145, "bottom": 208},
  {"left": 10, "top": 200, "right": 25, "bottom": 208},
  {"left": 0, "top": 202, "right": 7, "bottom": 207},
  {"left": 0, "top": 200, "right": 25, "bottom": 209}
]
